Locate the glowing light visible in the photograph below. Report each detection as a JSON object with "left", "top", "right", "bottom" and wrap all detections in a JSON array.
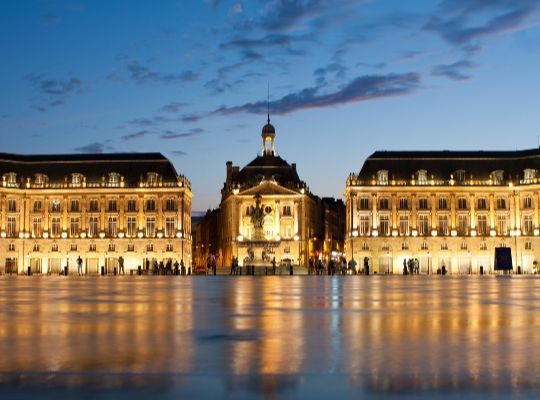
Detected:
[
  {"left": 411, "top": 229, "right": 418, "bottom": 237},
  {"left": 391, "top": 230, "right": 398, "bottom": 237},
  {"left": 137, "top": 231, "right": 144, "bottom": 238},
  {"left": 490, "top": 229, "right": 496, "bottom": 237},
  {"left": 99, "top": 232, "right": 105, "bottom": 239},
  {"left": 352, "top": 229, "right": 358, "bottom": 238},
  {"left": 118, "top": 232, "right": 125, "bottom": 238},
  {"left": 80, "top": 232, "right": 86, "bottom": 238},
  {"left": 61, "top": 231, "right": 68, "bottom": 239},
  {"left": 371, "top": 229, "right": 378, "bottom": 237},
  {"left": 451, "top": 230, "right": 457, "bottom": 237},
  {"left": 534, "top": 228, "right": 539, "bottom": 236},
  {"left": 294, "top": 234, "right": 299, "bottom": 241},
  {"left": 470, "top": 229, "right": 477, "bottom": 237},
  {"left": 431, "top": 230, "right": 437, "bottom": 237}
]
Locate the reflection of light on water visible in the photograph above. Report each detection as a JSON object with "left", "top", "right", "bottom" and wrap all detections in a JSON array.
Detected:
[{"left": 1, "top": 276, "right": 540, "bottom": 396}]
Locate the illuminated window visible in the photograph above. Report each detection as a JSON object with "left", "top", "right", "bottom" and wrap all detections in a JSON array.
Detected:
[
  {"left": 127, "top": 216, "right": 137, "bottom": 237},
  {"left": 88, "top": 217, "right": 99, "bottom": 238},
  {"left": 523, "top": 169, "right": 536, "bottom": 183},
  {"left": 107, "top": 216, "right": 118, "bottom": 237},
  {"left": 399, "top": 197, "right": 409, "bottom": 210},
  {"left": 477, "top": 198, "right": 487, "bottom": 210},
  {"left": 8, "top": 199, "right": 17, "bottom": 212},
  {"left": 378, "top": 197, "right": 389, "bottom": 210},
  {"left": 127, "top": 244, "right": 134, "bottom": 252},
  {"left": 89, "top": 199, "right": 99, "bottom": 212},
  {"left": 165, "top": 217, "right": 176, "bottom": 237},
  {"left": 107, "top": 199, "right": 117, "bottom": 212},
  {"left": 166, "top": 243, "right": 174, "bottom": 252},
  {"left": 147, "top": 172, "right": 158, "bottom": 186},
  {"left": 70, "top": 244, "right": 77, "bottom": 251},
  {"left": 399, "top": 215, "right": 409, "bottom": 236},
  {"left": 523, "top": 215, "right": 533, "bottom": 235},
  {"left": 89, "top": 244, "right": 96, "bottom": 252},
  {"left": 70, "top": 217, "right": 80, "bottom": 237},
  {"left": 523, "top": 196, "right": 532, "bottom": 209},
  {"left": 491, "top": 170, "right": 504, "bottom": 185},
  {"left": 51, "top": 199, "right": 61, "bottom": 212},
  {"left": 359, "top": 215, "right": 370, "bottom": 236},
  {"left": 418, "top": 215, "right": 429, "bottom": 236},
  {"left": 146, "top": 199, "right": 156, "bottom": 212},
  {"left": 438, "top": 215, "right": 449, "bottom": 235},
  {"left": 8, "top": 243, "right": 16, "bottom": 252},
  {"left": 4, "top": 172, "right": 18, "bottom": 187},
  {"left": 457, "top": 198, "right": 467, "bottom": 209},
  {"left": 34, "top": 173, "right": 46, "bottom": 187},
  {"left": 376, "top": 170, "right": 388, "bottom": 185},
  {"left": 416, "top": 170, "right": 428, "bottom": 185},
  {"left": 165, "top": 198, "right": 176, "bottom": 212},
  {"left": 438, "top": 197, "right": 448, "bottom": 210},
  {"left": 70, "top": 199, "right": 80, "bottom": 212},
  {"left": 51, "top": 217, "right": 61, "bottom": 238},
  {"left": 421, "top": 241, "right": 428, "bottom": 250},
  {"left": 454, "top": 170, "right": 466, "bottom": 184},
  {"left": 496, "top": 198, "right": 506, "bottom": 210},
  {"left": 146, "top": 217, "right": 156, "bottom": 237},
  {"left": 282, "top": 205, "right": 291, "bottom": 216},
  {"left": 418, "top": 198, "right": 429, "bottom": 210},
  {"left": 71, "top": 173, "right": 83, "bottom": 187},
  {"left": 458, "top": 215, "right": 468, "bottom": 236},
  {"left": 33, "top": 200, "right": 42, "bottom": 212},
  {"left": 51, "top": 243, "right": 59, "bottom": 252},
  {"left": 477, "top": 215, "right": 487, "bottom": 236},
  {"left": 33, "top": 243, "right": 40, "bottom": 252},
  {"left": 379, "top": 215, "right": 390, "bottom": 236},
  {"left": 7, "top": 217, "right": 17, "bottom": 237},
  {"left": 108, "top": 243, "right": 116, "bottom": 252},
  {"left": 108, "top": 172, "right": 120, "bottom": 187},
  {"left": 359, "top": 198, "right": 369, "bottom": 210},
  {"left": 32, "top": 217, "right": 42, "bottom": 237},
  {"left": 127, "top": 199, "right": 137, "bottom": 212},
  {"left": 497, "top": 215, "right": 507, "bottom": 235}
]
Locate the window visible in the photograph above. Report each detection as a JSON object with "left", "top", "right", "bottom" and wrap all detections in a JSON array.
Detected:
[
  {"left": 492, "top": 170, "right": 504, "bottom": 185},
  {"left": 146, "top": 243, "right": 154, "bottom": 252},
  {"left": 108, "top": 243, "right": 116, "bottom": 252},
  {"left": 438, "top": 215, "right": 449, "bottom": 236},
  {"left": 147, "top": 172, "right": 158, "bottom": 186},
  {"left": 379, "top": 215, "right": 390, "bottom": 236},
  {"left": 438, "top": 197, "right": 448, "bottom": 210},
  {"left": 458, "top": 215, "right": 468, "bottom": 236},
  {"left": 127, "top": 199, "right": 137, "bottom": 212},
  {"left": 127, "top": 244, "right": 135, "bottom": 252},
  {"left": 51, "top": 217, "right": 61, "bottom": 238},
  {"left": 33, "top": 243, "right": 40, "bottom": 252},
  {"left": 399, "top": 215, "right": 409, "bottom": 236},
  {"left": 8, "top": 199, "right": 17, "bottom": 212},
  {"left": 523, "top": 215, "right": 533, "bottom": 235},
  {"left": 418, "top": 198, "right": 429, "bottom": 210},
  {"left": 71, "top": 173, "right": 83, "bottom": 187},
  {"left": 418, "top": 215, "right": 429, "bottom": 236},
  {"left": 454, "top": 170, "right": 466, "bottom": 185},
  {"left": 34, "top": 174, "right": 46, "bottom": 187},
  {"left": 107, "top": 199, "right": 117, "bottom": 212},
  {"left": 496, "top": 198, "right": 506, "bottom": 209},
  {"left": 107, "top": 216, "right": 118, "bottom": 237},
  {"left": 402, "top": 242, "right": 409, "bottom": 250},
  {"left": 282, "top": 205, "right": 291, "bottom": 216},
  {"left": 497, "top": 215, "right": 507, "bottom": 235},
  {"left": 457, "top": 198, "right": 467, "bottom": 210},
  {"left": 480, "top": 241, "right": 487, "bottom": 250},
  {"left": 146, "top": 199, "right": 156, "bottom": 212},
  {"left": 32, "top": 217, "right": 42, "bottom": 237},
  {"left": 246, "top": 206, "right": 252, "bottom": 216},
  {"left": 378, "top": 198, "right": 389, "bottom": 210},
  {"left": 88, "top": 216, "right": 99, "bottom": 238},
  {"left": 523, "top": 168, "right": 536, "bottom": 183},
  {"left": 7, "top": 217, "right": 17, "bottom": 237},
  {"left": 166, "top": 243, "right": 174, "bottom": 252},
  {"left": 421, "top": 241, "right": 428, "bottom": 250},
  {"left": 33, "top": 200, "right": 42, "bottom": 212},
  {"left": 525, "top": 241, "right": 532, "bottom": 250},
  {"left": 477, "top": 198, "right": 487, "bottom": 210},
  {"left": 376, "top": 170, "right": 388, "bottom": 185},
  {"left": 51, "top": 243, "right": 59, "bottom": 252},
  {"left": 127, "top": 216, "right": 137, "bottom": 237},
  {"left": 51, "top": 199, "right": 61, "bottom": 212},
  {"left": 70, "top": 200, "right": 80, "bottom": 212},
  {"left": 359, "top": 198, "right": 369, "bottom": 210},
  {"left": 523, "top": 196, "right": 532, "bottom": 209},
  {"left": 399, "top": 197, "right": 409, "bottom": 210},
  {"left": 108, "top": 172, "right": 120, "bottom": 187},
  {"left": 146, "top": 217, "right": 156, "bottom": 237},
  {"left": 477, "top": 215, "right": 487, "bottom": 236},
  {"left": 416, "top": 170, "right": 428, "bottom": 185},
  {"left": 70, "top": 244, "right": 77, "bottom": 252},
  {"left": 359, "top": 215, "right": 370, "bottom": 236},
  {"left": 89, "top": 199, "right": 99, "bottom": 212},
  {"left": 4, "top": 172, "right": 18, "bottom": 187},
  {"left": 89, "top": 244, "right": 96, "bottom": 252},
  {"left": 441, "top": 241, "right": 448, "bottom": 250},
  {"left": 461, "top": 241, "right": 468, "bottom": 250},
  {"left": 165, "top": 198, "right": 176, "bottom": 212},
  {"left": 8, "top": 243, "right": 16, "bottom": 252},
  {"left": 70, "top": 217, "right": 80, "bottom": 237},
  {"left": 362, "top": 242, "right": 369, "bottom": 250},
  {"left": 165, "top": 217, "right": 176, "bottom": 237}
]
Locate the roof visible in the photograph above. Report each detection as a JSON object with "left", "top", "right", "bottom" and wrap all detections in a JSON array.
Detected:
[
  {"left": 0, "top": 152, "right": 179, "bottom": 186},
  {"left": 358, "top": 148, "right": 540, "bottom": 181},
  {"left": 234, "top": 154, "right": 302, "bottom": 187}
]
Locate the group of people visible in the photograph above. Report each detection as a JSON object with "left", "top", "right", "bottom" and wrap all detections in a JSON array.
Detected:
[
  {"left": 309, "top": 257, "right": 370, "bottom": 275},
  {"left": 146, "top": 258, "right": 188, "bottom": 275}
]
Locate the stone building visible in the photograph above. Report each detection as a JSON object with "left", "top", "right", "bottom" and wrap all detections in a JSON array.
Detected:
[
  {"left": 345, "top": 149, "right": 540, "bottom": 274},
  {"left": 217, "top": 119, "right": 325, "bottom": 269},
  {"left": 0, "top": 152, "right": 191, "bottom": 274}
]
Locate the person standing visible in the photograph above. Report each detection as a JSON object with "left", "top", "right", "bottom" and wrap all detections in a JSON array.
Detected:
[
  {"left": 118, "top": 255, "right": 124, "bottom": 275},
  {"left": 180, "top": 259, "right": 186, "bottom": 275},
  {"left": 77, "top": 256, "right": 83, "bottom": 275}
]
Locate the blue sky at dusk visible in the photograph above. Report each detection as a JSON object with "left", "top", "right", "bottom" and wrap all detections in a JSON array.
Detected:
[{"left": 1, "top": 0, "right": 540, "bottom": 210}]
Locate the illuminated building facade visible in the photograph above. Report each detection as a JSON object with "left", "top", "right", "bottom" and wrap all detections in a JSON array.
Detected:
[
  {"left": 217, "top": 119, "right": 324, "bottom": 269},
  {"left": 0, "top": 152, "right": 191, "bottom": 274},
  {"left": 345, "top": 149, "right": 540, "bottom": 274}
]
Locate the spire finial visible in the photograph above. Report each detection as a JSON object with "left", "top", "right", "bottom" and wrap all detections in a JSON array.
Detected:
[{"left": 267, "top": 82, "right": 270, "bottom": 124}]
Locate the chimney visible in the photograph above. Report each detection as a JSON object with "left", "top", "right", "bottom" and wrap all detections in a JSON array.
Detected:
[{"left": 226, "top": 161, "right": 232, "bottom": 183}]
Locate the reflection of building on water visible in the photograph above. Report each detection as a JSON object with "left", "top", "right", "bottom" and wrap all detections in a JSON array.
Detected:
[
  {"left": 346, "top": 149, "right": 540, "bottom": 274},
  {"left": 0, "top": 153, "right": 192, "bottom": 274},
  {"left": 192, "top": 118, "right": 345, "bottom": 270}
]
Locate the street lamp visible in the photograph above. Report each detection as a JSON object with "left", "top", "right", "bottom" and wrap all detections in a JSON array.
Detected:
[{"left": 294, "top": 234, "right": 300, "bottom": 267}]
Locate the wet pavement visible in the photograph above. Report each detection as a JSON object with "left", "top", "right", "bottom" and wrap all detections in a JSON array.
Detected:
[{"left": 1, "top": 275, "right": 540, "bottom": 399}]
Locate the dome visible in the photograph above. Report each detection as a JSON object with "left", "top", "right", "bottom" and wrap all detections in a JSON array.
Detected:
[{"left": 262, "top": 122, "right": 275, "bottom": 135}]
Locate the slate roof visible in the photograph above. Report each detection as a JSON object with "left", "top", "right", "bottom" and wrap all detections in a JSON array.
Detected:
[
  {"left": 358, "top": 149, "right": 540, "bottom": 181},
  {"left": 0, "top": 152, "right": 179, "bottom": 186},
  {"left": 234, "top": 154, "right": 302, "bottom": 187}
]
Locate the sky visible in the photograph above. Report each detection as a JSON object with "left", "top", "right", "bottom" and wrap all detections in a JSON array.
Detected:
[{"left": 1, "top": 0, "right": 540, "bottom": 211}]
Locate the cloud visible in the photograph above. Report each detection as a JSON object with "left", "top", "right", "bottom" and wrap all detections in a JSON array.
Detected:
[
  {"left": 121, "top": 130, "right": 156, "bottom": 140},
  {"left": 314, "top": 62, "right": 348, "bottom": 85},
  {"left": 127, "top": 116, "right": 174, "bottom": 127},
  {"left": 424, "top": 0, "right": 539, "bottom": 45},
  {"left": 26, "top": 74, "right": 83, "bottom": 111},
  {"left": 431, "top": 60, "right": 475, "bottom": 81},
  {"left": 160, "top": 102, "right": 188, "bottom": 113},
  {"left": 220, "top": 33, "right": 306, "bottom": 52},
  {"left": 160, "top": 128, "right": 204, "bottom": 139},
  {"left": 208, "top": 72, "right": 421, "bottom": 116},
  {"left": 115, "top": 63, "right": 199, "bottom": 85},
  {"left": 171, "top": 150, "right": 188, "bottom": 156},
  {"left": 74, "top": 142, "right": 114, "bottom": 153}
]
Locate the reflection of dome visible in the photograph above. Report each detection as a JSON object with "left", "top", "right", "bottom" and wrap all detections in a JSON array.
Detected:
[{"left": 262, "top": 122, "right": 275, "bottom": 135}]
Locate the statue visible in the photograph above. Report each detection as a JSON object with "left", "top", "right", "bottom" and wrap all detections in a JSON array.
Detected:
[{"left": 251, "top": 195, "right": 264, "bottom": 229}]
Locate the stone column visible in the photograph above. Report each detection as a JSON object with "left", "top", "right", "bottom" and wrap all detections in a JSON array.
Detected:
[
  {"left": 470, "top": 193, "right": 476, "bottom": 229},
  {"left": 489, "top": 194, "right": 495, "bottom": 229}
]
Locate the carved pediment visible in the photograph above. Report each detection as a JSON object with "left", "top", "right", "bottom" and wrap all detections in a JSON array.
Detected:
[{"left": 239, "top": 180, "right": 300, "bottom": 196}]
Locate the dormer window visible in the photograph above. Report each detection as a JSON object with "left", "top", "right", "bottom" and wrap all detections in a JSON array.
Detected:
[
  {"left": 34, "top": 173, "right": 47, "bottom": 187},
  {"left": 71, "top": 173, "right": 83, "bottom": 187},
  {"left": 524, "top": 168, "right": 536, "bottom": 184},
  {"left": 147, "top": 172, "right": 158, "bottom": 187},
  {"left": 3, "top": 172, "right": 18, "bottom": 187},
  {"left": 492, "top": 170, "right": 504, "bottom": 185},
  {"left": 108, "top": 172, "right": 120, "bottom": 187},
  {"left": 376, "top": 170, "right": 388, "bottom": 185},
  {"left": 454, "top": 170, "right": 466, "bottom": 185},
  {"left": 416, "top": 170, "right": 428, "bottom": 185}
]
